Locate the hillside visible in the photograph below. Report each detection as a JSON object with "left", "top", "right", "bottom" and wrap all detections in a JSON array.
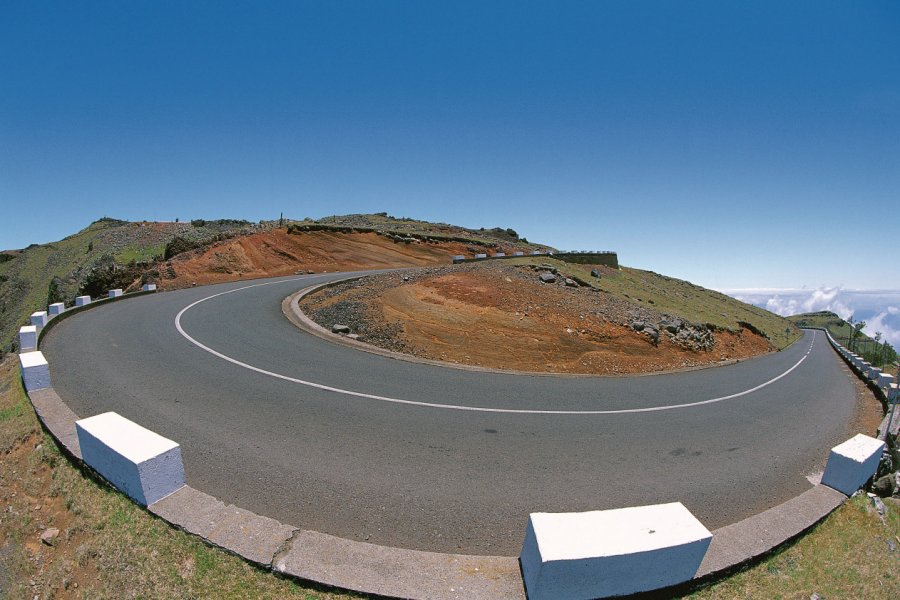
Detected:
[
  {"left": 788, "top": 311, "right": 897, "bottom": 368},
  {"left": 0, "top": 215, "right": 549, "bottom": 353},
  {"left": 2, "top": 213, "right": 800, "bottom": 374}
]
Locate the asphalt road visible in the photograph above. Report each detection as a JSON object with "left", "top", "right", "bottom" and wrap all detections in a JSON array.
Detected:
[{"left": 42, "top": 272, "right": 858, "bottom": 556}]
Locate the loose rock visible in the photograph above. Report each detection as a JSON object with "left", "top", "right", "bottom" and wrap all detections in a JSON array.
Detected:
[
  {"left": 539, "top": 272, "right": 556, "bottom": 284},
  {"left": 332, "top": 324, "right": 351, "bottom": 334},
  {"left": 872, "top": 473, "right": 896, "bottom": 497},
  {"left": 40, "top": 527, "right": 59, "bottom": 546}
]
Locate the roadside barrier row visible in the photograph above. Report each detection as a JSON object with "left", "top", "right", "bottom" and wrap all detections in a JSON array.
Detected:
[
  {"left": 16, "top": 291, "right": 887, "bottom": 600},
  {"left": 816, "top": 327, "right": 899, "bottom": 441}
]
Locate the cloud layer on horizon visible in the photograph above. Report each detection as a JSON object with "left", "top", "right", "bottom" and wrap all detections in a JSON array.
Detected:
[{"left": 724, "top": 286, "right": 900, "bottom": 348}]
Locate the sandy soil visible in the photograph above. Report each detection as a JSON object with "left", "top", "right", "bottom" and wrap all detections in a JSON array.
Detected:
[{"left": 301, "top": 262, "right": 776, "bottom": 375}]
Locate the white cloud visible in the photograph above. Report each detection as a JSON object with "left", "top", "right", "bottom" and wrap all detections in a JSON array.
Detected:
[
  {"left": 866, "top": 310, "right": 900, "bottom": 349},
  {"left": 726, "top": 286, "right": 900, "bottom": 348}
]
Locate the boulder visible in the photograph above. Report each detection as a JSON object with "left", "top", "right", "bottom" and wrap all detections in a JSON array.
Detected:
[
  {"left": 40, "top": 528, "right": 60, "bottom": 546},
  {"left": 663, "top": 318, "right": 683, "bottom": 334},
  {"left": 539, "top": 273, "right": 556, "bottom": 284},
  {"left": 564, "top": 278, "right": 578, "bottom": 287},
  {"left": 590, "top": 269, "right": 601, "bottom": 278},
  {"left": 872, "top": 474, "right": 896, "bottom": 497},
  {"left": 631, "top": 321, "right": 645, "bottom": 331},
  {"left": 332, "top": 324, "right": 351, "bottom": 334}
]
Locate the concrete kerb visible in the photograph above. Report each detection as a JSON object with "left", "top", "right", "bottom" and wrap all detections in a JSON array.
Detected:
[
  {"left": 815, "top": 327, "right": 893, "bottom": 404},
  {"left": 18, "top": 289, "right": 878, "bottom": 599},
  {"left": 37, "top": 288, "right": 155, "bottom": 346}
]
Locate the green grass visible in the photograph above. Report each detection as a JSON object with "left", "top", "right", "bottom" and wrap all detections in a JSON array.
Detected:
[
  {"left": 506, "top": 258, "right": 802, "bottom": 349},
  {"left": 114, "top": 242, "right": 166, "bottom": 264},
  {"left": 789, "top": 311, "right": 899, "bottom": 369},
  {"left": 686, "top": 494, "right": 900, "bottom": 599}
]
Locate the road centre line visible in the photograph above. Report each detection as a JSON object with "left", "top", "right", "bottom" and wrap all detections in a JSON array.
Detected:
[{"left": 174, "top": 278, "right": 817, "bottom": 415}]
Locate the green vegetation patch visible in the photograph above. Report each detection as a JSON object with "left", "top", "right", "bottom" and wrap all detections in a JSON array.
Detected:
[
  {"left": 789, "top": 311, "right": 898, "bottom": 368},
  {"left": 687, "top": 494, "right": 899, "bottom": 599},
  {"left": 114, "top": 243, "right": 166, "bottom": 264}
]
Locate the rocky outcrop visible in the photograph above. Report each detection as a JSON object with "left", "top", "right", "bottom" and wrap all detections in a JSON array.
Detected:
[{"left": 632, "top": 317, "right": 714, "bottom": 351}]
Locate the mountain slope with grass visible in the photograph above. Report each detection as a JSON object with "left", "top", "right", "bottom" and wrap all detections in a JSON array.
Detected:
[
  {"left": 0, "top": 218, "right": 258, "bottom": 355},
  {"left": 0, "top": 214, "right": 550, "bottom": 354},
  {"left": 788, "top": 311, "right": 897, "bottom": 369}
]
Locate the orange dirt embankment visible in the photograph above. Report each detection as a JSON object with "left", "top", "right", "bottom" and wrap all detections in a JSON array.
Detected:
[
  {"left": 161, "top": 230, "right": 478, "bottom": 288},
  {"left": 302, "top": 264, "right": 775, "bottom": 375}
]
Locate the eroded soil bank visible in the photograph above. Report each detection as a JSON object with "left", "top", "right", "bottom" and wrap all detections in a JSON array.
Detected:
[{"left": 300, "top": 261, "right": 778, "bottom": 375}]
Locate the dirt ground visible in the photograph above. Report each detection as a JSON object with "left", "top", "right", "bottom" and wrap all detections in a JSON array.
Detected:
[
  {"left": 301, "top": 262, "right": 776, "bottom": 375},
  {"left": 160, "top": 230, "right": 490, "bottom": 289}
]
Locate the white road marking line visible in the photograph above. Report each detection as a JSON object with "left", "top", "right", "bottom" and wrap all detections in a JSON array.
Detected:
[{"left": 175, "top": 279, "right": 817, "bottom": 415}]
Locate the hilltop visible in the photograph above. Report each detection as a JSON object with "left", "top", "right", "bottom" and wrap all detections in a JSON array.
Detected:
[
  {"left": 1, "top": 213, "right": 800, "bottom": 373},
  {"left": 0, "top": 214, "right": 550, "bottom": 352}
]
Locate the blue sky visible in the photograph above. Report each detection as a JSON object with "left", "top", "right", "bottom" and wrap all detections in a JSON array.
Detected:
[{"left": 2, "top": 2, "right": 899, "bottom": 295}]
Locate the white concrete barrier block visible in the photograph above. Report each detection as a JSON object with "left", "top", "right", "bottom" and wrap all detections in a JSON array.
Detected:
[
  {"left": 494, "top": 252, "right": 506, "bottom": 257},
  {"left": 513, "top": 251, "right": 524, "bottom": 256},
  {"left": 821, "top": 434, "right": 885, "bottom": 496},
  {"left": 48, "top": 302, "right": 66, "bottom": 316},
  {"left": 520, "top": 502, "right": 712, "bottom": 600},
  {"left": 76, "top": 412, "right": 185, "bottom": 506},
  {"left": 18, "top": 326, "right": 37, "bottom": 352},
  {"left": 141, "top": 283, "right": 157, "bottom": 292},
  {"left": 75, "top": 295, "right": 91, "bottom": 307},
  {"left": 18, "top": 351, "right": 51, "bottom": 392},
  {"left": 452, "top": 255, "right": 466, "bottom": 264},
  {"left": 30, "top": 311, "right": 48, "bottom": 328},
  {"left": 474, "top": 253, "right": 487, "bottom": 259},
  {"left": 888, "top": 384, "right": 898, "bottom": 403},
  {"left": 108, "top": 288, "right": 123, "bottom": 298},
  {"left": 531, "top": 250, "right": 543, "bottom": 255}
]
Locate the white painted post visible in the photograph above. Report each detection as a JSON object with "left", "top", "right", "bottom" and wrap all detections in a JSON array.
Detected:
[
  {"left": 18, "top": 326, "right": 37, "bottom": 352},
  {"left": 520, "top": 503, "right": 712, "bottom": 600},
  {"left": 821, "top": 434, "right": 885, "bottom": 495},
  {"left": 108, "top": 289, "right": 123, "bottom": 298},
  {"left": 48, "top": 302, "right": 66, "bottom": 317},
  {"left": 30, "top": 311, "right": 49, "bottom": 329},
  {"left": 75, "top": 295, "right": 91, "bottom": 307},
  {"left": 18, "top": 351, "right": 51, "bottom": 392},
  {"left": 76, "top": 412, "right": 186, "bottom": 506}
]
